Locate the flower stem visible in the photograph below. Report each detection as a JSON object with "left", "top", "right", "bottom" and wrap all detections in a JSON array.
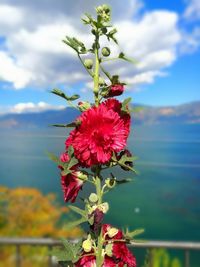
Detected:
[
  {"left": 95, "top": 169, "right": 104, "bottom": 266},
  {"left": 93, "top": 35, "right": 100, "bottom": 106}
]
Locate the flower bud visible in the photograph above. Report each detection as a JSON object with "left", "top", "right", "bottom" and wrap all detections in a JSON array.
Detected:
[
  {"left": 84, "top": 59, "right": 93, "bottom": 69},
  {"left": 105, "top": 178, "right": 116, "bottom": 188},
  {"left": 96, "top": 5, "right": 111, "bottom": 22},
  {"left": 89, "top": 193, "right": 98, "bottom": 203},
  {"left": 78, "top": 101, "right": 91, "bottom": 112},
  {"left": 106, "top": 84, "right": 124, "bottom": 97},
  {"left": 82, "top": 239, "right": 92, "bottom": 253},
  {"left": 98, "top": 202, "right": 109, "bottom": 214},
  {"left": 101, "top": 47, "right": 110, "bottom": 57},
  {"left": 105, "top": 243, "right": 113, "bottom": 257},
  {"left": 107, "top": 227, "right": 118, "bottom": 238},
  {"left": 76, "top": 171, "right": 88, "bottom": 181}
]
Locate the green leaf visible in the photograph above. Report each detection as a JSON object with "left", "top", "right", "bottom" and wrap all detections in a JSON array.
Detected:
[
  {"left": 50, "top": 248, "right": 69, "bottom": 261},
  {"left": 50, "top": 122, "right": 77, "bottom": 128},
  {"left": 51, "top": 88, "right": 80, "bottom": 101},
  {"left": 69, "top": 205, "right": 86, "bottom": 217},
  {"left": 46, "top": 151, "right": 63, "bottom": 166},
  {"left": 63, "top": 36, "right": 87, "bottom": 54},
  {"left": 118, "top": 52, "right": 138, "bottom": 64},
  {"left": 125, "top": 228, "right": 145, "bottom": 239},
  {"left": 64, "top": 217, "right": 87, "bottom": 229},
  {"left": 67, "top": 146, "right": 74, "bottom": 157},
  {"left": 116, "top": 178, "right": 132, "bottom": 184},
  {"left": 121, "top": 97, "right": 132, "bottom": 113},
  {"left": 130, "top": 106, "right": 144, "bottom": 113},
  {"left": 67, "top": 157, "right": 79, "bottom": 169}
]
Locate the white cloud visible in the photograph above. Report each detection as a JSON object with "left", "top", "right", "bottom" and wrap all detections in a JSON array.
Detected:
[
  {"left": 0, "top": 51, "right": 33, "bottom": 89},
  {"left": 0, "top": 1, "right": 183, "bottom": 91},
  {"left": 184, "top": 0, "right": 200, "bottom": 20},
  {"left": 10, "top": 102, "right": 65, "bottom": 114},
  {"left": 0, "top": 4, "right": 24, "bottom": 34},
  {"left": 180, "top": 27, "right": 200, "bottom": 54}
]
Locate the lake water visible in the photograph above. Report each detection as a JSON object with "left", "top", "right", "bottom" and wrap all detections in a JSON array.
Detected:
[{"left": 0, "top": 124, "right": 200, "bottom": 265}]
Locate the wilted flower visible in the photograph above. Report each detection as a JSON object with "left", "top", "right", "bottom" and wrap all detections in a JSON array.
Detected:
[{"left": 59, "top": 152, "right": 83, "bottom": 203}]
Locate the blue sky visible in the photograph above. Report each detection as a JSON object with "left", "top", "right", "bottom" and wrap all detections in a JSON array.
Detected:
[{"left": 0, "top": 0, "right": 200, "bottom": 113}]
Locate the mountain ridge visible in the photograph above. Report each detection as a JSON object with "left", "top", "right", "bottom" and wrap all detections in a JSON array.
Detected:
[{"left": 0, "top": 101, "right": 200, "bottom": 129}]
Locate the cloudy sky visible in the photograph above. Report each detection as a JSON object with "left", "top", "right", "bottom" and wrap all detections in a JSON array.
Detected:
[{"left": 0, "top": 0, "right": 200, "bottom": 114}]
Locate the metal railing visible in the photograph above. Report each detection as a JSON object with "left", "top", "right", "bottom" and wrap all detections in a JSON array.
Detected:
[{"left": 0, "top": 238, "right": 200, "bottom": 267}]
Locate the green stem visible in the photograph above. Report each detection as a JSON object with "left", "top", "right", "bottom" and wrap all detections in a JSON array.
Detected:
[
  {"left": 95, "top": 169, "right": 104, "bottom": 267},
  {"left": 78, "top": 53, "right": 94, "bottom": 78},
  {"left": 99, "top": 64, "right": 112, "bottom": 81},
  {"left": 93, "top": 35, "right": 100, "bottom": 106}
]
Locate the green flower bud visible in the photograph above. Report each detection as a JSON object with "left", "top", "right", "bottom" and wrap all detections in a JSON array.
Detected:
[
  {"left": 107, "top": 227, "right": 118, "bottom": 238},
  {"left": 84, "top": 59, "right": 93, "bottom": 69},
  {"left": 105, "top": 178, "right": 116, "bottom": 188},
  {"left": 96, "top": 4, "right": 111, "bottom": 22},
  {"left": 105, "top": 243, "right": 113, "bottom": 257},
  {"left": 82, "top": 239, "right": 92, "bottom": 253},
  {"left": 101, "top": 47, "right": 110, "bottom": 57},
  {"left": 89, "top": 193, "right": 98, "bottom": 203}
]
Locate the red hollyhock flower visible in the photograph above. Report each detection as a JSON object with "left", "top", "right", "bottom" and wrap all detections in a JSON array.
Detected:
[
  {"left": 103, "top": 224, "right": 136, "bottom": 267},
  {"left": 59, "top": 152, "right": 83, "bottom": 203},
  {"left": 66, "top": 99, "right": 130, "bottom": 167},
  {"left": 75, "top": 254, "right": 116, "bottom": 267},
  {"left": 75, "top": 254, "right": 96, "bottom": 267},
  {"left": 106, "top": 84, "right": 124, "bottom": 97}
]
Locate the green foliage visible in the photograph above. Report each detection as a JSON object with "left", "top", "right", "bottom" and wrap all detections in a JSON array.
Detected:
[
  {"left": 51, "top": 239, "right": 82, "bottom": 264},
  {"left": 51, "top": 88, "right": 80, "bottom": 101},
  {"left": 142, "top": 249, "right": 182, "bottom": 267},
  {"left": 124, "top": 228, "right": 145, "bottom": 240},
  {"left": 63, "top": 37, "right": 87, "bottom": 54},
  {"left": 121, "top": 97, "right": 132, "bottom": 113},
  {"left": 50, "top": 120, "right": 81, "bottom": 128}
]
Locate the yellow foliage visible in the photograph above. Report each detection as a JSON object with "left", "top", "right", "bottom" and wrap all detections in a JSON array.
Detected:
[
  {"left": 0, "top": 186, "right": 83, "bottom": 267},
  {"left": 0, "top": 186, "right": 82, "bottom": 238}
]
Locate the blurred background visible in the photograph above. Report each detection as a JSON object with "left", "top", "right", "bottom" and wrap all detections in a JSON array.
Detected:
[{"left": 0, "top": 0, "right": 200, "bottom": 266}]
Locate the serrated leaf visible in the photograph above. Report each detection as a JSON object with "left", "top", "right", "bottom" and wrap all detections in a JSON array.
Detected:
[
  {"left": 116, "top": 178, "right": 132, "bottom": 184},
  {"left": 67, "top": 146, "right": 74, "bottom": 157},
  {"left": 118, "top": 52, "right": 138, "bottom": 64},
  {"left": 50, "top": 122, "right": 77, "bottom": 128},
  {"left": 121, "top": 97, "right": 132, "bottom": 113},
  {"left": 51, "top": 88, "right": 80, "bottom": 101},
  {"left": 125, "top": 228, "right": 145, "bottom": 239},
  {"left": 63, "top": 36, "right": 87, "bottom": 54},
  {"left": 130, "top": 106, "right": 144, "bottom": 113},
  {"left": 64, "top": 217, "right": 87, "bottom": 229},
  {"left": 68, "top": 157, "right": 78, "bottom": 169},
  {"left": 50, "top": 248, "right": 71, "bottom": 262},
  {"left": 69, "top": 205, "right": 86, "bottom": 217},
  {"left": 46, "top": 151, "right": 63, "bottom": 166}
]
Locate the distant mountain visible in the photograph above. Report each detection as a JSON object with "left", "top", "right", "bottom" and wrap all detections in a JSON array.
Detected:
[{"left": 0, "top": 101, "right": 200, "bottom": 129}]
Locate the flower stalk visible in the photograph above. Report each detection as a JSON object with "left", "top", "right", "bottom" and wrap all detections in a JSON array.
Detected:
[{"left": 49, "top": 4, "right": 140, "bottom": 267}]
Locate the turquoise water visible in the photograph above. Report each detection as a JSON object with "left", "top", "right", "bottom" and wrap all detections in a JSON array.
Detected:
[{"left": 0, "top": 124, "right": 200, "bottom": 265}]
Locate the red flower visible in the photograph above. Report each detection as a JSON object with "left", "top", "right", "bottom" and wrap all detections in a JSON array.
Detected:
[
  {"left": 75, "top": 254, "right": 96, "bottom": 267},
  {"left": 103, "top": 224, "right": 136, "bottom": 267},
  {"left": 75, "top": 255, "right": 116, "bottom": 267},
  {"left": 106, "top": 84, "right": 124, "bottom": 97},
  {"left": 59, "top": 152, "right": 83, "bottom": 203},
  {"left": 75, "top": 224, "right": 136, "bottom": 267},
  {"left": 66, "top": 99, "right": 130, "bottom": 167}
]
